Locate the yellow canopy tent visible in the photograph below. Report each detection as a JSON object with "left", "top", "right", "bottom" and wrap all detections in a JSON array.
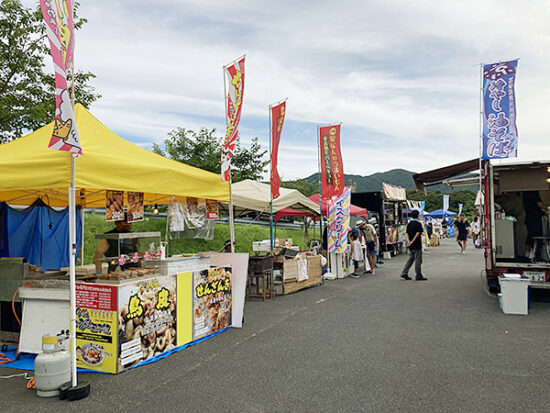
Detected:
[{"left": 0, "top": 104, "right": 230, "bottom": 206}]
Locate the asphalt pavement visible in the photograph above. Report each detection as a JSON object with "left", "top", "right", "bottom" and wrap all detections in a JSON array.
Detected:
[{"left": 1, "top": 238, "right": 549, "bottom": 412}]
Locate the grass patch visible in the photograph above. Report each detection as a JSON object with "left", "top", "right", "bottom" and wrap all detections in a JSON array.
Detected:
[{"left": 81, "top": 213, "right": 319, "bottom": 265}]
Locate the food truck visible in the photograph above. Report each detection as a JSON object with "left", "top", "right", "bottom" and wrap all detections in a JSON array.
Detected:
[
  {"left": 351, "top": 183, "right": 408, "bottom": 257},
  {"left": 413, "top": 159, "right": 550, "bottom": 292}
]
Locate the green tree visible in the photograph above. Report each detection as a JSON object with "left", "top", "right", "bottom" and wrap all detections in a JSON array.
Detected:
[
  {"left": 0, "top": 0, "right": 100, "bottom": 143},
  {"left": 281, "top": 179, "right": 317, "bottom": 197},
  {"left": 153, "top": 127, "right": 268, "bottom": 182}
]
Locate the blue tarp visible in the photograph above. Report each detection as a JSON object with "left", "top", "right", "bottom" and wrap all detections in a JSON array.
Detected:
[
  {"left": 424, "top": 209, "right": 458, "bottom": 218},
  {"left": 0, "top": 327, "right": 231, "bottom": 373},
  {"left": 0, "top": 200, "right": 82, "bottom": 270}
]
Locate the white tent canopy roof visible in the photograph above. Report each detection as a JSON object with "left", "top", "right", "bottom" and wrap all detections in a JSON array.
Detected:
[{"left": 221, "top": 179, "right": 320, "bottom": 217}]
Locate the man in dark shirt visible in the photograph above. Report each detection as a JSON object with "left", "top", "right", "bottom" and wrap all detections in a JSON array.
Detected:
[
  {"left": 400, "top": 210, "right": 427, "bottom": 281},
  {"left": 95, "top": 213, "right": 139, "bottom": 273}
]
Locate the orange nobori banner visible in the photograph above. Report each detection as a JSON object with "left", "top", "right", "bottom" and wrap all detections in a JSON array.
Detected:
[
  {"left": 270, "top": 100, "right": 286, "bottom": 200},
  {"left": 221, "top": 55, "right": 245, "bottom": 182},
  {"left": 319, "top": 124, "right": 344, "bottom": 199}
]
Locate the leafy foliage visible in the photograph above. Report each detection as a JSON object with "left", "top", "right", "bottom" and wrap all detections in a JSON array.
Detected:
[
  {"left": 0, "top": 0, "right": 100, "bottom": 143},
  {"left": 153, "top": 127, "right": 268, "bottom": 182},
  {"left": 407, "top": 189, "right": 477, "bottom": 219},
  {"left": 281, "top": 179, "right": 317, "bottom": 197}
]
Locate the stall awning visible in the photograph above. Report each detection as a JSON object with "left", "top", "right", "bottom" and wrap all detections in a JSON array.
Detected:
[
  {"left": 274, "top": 193, "right": 368, "bottom": 222},
  {"left": 221, "top": 180, "right": 320, "bottom": 217},
  {"left": 413, "top": 159, "right": 479, "bottom": 193},
  {"left": 0, "top": 104, "right": 230, "bottom": 207}
]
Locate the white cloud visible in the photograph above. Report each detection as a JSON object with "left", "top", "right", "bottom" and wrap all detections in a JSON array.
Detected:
[{"left": 23, "top": 0, "right": 550, "bottom": 179}]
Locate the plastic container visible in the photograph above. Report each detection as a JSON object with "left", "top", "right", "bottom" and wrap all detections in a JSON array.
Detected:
[{"left": 498, "top": 274, "right": 529, "bottom": 315}]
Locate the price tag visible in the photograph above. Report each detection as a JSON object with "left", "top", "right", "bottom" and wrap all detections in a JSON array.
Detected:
[{"left": 524, "top": 271, "right": 546, "bottom": 282}]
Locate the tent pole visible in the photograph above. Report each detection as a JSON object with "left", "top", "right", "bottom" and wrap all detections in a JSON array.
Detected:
[
  {"left": 317, "top": 125, "right": 328, "bottom": 280},
  {"left": 317, "top": 125, "right": 323, "bottom": 235},
  {"left": 229, "top": 185, "right": 235, "bottom": 253},
  {"left": 80, "top": 206, "right": 84, "bottom": 265},
  {"left": 69, "top": 154, "right": 77, "bottom": 387},
  {"left": 269, "top": 104, "right": 274, "bottom": 251},
  {"left": 223, "top": 60, "right": 236, "bottom": 253}
]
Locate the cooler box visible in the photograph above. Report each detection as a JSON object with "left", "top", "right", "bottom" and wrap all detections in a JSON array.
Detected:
[{"left": 498, "top": 274, "right": 529, "bottom": 315}]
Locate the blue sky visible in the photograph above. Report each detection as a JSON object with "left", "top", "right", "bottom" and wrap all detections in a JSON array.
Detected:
[{"left": 24, "top": 0, "right": 550, "bottom": 179}]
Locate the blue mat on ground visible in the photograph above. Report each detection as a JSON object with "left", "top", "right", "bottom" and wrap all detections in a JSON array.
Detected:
[{"left": 0, "top": 327, "right": 231, "bottom": 374}]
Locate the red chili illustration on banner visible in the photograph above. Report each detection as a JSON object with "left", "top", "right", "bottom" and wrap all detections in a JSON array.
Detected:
[
  {"left": 221, "top": 55, "right": 246, "bottom": 181},
  {"left": 270, "top": 101, "right": 286, "bottom": 199},
  {"left": 319, "top": 124, "right": 344, "bottom": 199}
]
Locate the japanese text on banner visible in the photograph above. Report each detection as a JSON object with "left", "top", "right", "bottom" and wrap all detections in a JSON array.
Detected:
[
  {"left": 482, "top": 60, "right": 519, "bottom": 159},
  {"left": 328, "top": 187, "right": 351, "bottom": 254},
  {"left": 270, "top": 101, "right": 286, "bottom": 199},
  {"left": 39, "top": 0, "right": 81, "bottom": 155},
  {"left": 221, "top": 56, "right": 245, "bottom": 181},
  {"left": 319, "top": 125, "right": 344, "bottom": 199}
]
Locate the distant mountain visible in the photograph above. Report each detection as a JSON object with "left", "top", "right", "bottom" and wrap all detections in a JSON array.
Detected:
[{"left": 302, "top": 169, "right": 476, "bottom": 193}]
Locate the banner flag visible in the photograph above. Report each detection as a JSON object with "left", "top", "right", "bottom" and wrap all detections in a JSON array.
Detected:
[
  {"left": 328, "top": 187, "right": 351, "bottom": 254},
  {"left": 40, "top": 0, "right": 81, "bottom": 156},
  {"left": 458, "top": 203, "right": 463, "bottom": 215},
  {"left": 221, "top": 55, "right": 245, "bottom": 181},
  {"left": 319, "top": 124, "right": 344, "bottom": 199},
  {"left": 383, "top": 182, "right": 407, "bottom": 201},
  {"left": 482, "top": 60, "right": 519, "bottom": 159},
  {"left": 443, "top": 194, "right": 449, "bottom": 212},
  {"left": 270, "top": 100, "right": 286, "bottom": 199}
]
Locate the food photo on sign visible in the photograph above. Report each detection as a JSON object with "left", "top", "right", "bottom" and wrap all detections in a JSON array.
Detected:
[
  {"left": 127, "top": 191, "right": 144, "bottom": 222},
  {"left": 106, "top": 190, "right": 124, "bottom": 221},
  {"left": 193, "top": 266, "right": 232, "bottom": 340},
  {"left": 117, "top": 276, "right": 177, "bottom": 371},
  {"left": 75, "top": 283, "right": 118, "bottom": 373},
  {"left": 205, "top": 199, "right": 219, "bottom": 220}
]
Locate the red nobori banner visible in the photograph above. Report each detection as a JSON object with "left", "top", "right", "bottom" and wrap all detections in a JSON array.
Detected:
[
  {"left": 221, "top": 55, "right": 246, "bottom": 182},
  {"left": 319, "top": 124, "right": 344, "bottom": 199},
  {"left": 270, "top": 100, "right": 286, "bottom": 199}
]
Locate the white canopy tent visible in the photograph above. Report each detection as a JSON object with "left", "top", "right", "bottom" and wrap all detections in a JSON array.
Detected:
[{"left": 221, "top": 179, "right": 320, "bottom": 218}]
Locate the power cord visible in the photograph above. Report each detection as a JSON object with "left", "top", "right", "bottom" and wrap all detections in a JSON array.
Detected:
[{"left": 0, "top": 372, "right": 35, "bottom": 389}]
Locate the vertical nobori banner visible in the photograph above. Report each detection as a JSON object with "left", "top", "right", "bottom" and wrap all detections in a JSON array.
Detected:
[
  {"left": 40, "top": 0, "right": 81, "bottom": 155},
  {"left": 319, "top": 124, "right": 344, "bottom": 199},
  {"left": 270, "top": 101, "right": 286, "bottom": 199},
  {"left": 221, "top": 55, "right": 246, "bottom": 181},
  {"left": 328, "top": 187, "right": 351, "bottom": 254},
  {"left": 443, "top": 194, "right": 450, "bottom": 212},
  {"left": 482, "top": 60, "right": 519, "bottom": 159}
]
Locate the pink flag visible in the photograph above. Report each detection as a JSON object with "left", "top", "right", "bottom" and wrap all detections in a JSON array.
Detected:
[
  {"left": 221, "top": 55, "right": 245, "bottom": 181},
  {"left": 40, "top": 0, "right": 81, "bottom": 155}
]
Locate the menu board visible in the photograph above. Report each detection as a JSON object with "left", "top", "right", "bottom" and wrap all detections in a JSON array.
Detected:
[
  {"left": 193, "top": 266, "right": 232, "bottom": 340},
  {"left": 117, "top": 276, "right": 177, "bottom": 371},
  {"left": 205, "top": 199, "right": 219, "bottom": 220},
  {"left": 127, "top": 191, "right": 144, "bottom": 222},
  {"left": 105, "top": 190, "right": 124, "bottom": 222},
  {"left": 75, "top": 283, "right": 118, "bottom": 373}
]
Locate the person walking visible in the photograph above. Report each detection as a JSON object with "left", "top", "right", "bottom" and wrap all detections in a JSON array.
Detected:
[
  {"left": 357, "top": 220, "right": 378, "bottom": 274},
  {"left": 349, "top": 231, "right": 362, "bottom": 278},
  {"left": 441, "top": 217, "right": 448, "bottom": 238},
  {"left": 470, "top": 216, "right": 480, "bottom": 248},
  {"left": 400, "top": 210, "right": 427, "bottom": 281},
  {"left": 454, "top": 213, "right": 470, "bottom": 254}
]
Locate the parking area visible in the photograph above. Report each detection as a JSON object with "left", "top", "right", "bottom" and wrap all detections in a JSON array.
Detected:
[{"left": 1, "top": 238, "right": 549, "bottom": 412}]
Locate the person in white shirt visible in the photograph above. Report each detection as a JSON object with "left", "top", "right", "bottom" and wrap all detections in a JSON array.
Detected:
[
  {"left": 471, "top": 216, "right": 481, "bottom": 248},
  {"left": 350, "top": 231, "right": 363, "bottom": 278}
]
